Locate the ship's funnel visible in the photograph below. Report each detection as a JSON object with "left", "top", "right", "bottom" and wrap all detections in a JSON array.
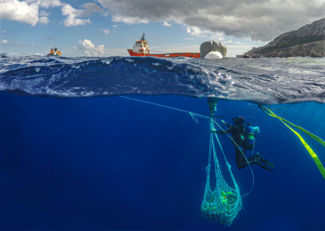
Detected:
[{"left": 200, "top": 41, "right": 227, "bottom": 58}]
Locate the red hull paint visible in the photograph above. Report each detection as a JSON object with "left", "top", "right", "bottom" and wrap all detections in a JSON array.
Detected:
[{"left": 127, "top": 49, "right": 200, "bottom": 58}]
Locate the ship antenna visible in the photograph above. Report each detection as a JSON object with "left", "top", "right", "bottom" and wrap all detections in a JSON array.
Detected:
[{"left": 141, "top": 33, "right": 145, "bottom": 41}]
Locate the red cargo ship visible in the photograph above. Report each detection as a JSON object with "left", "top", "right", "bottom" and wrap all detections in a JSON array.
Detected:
[{"left": 127, "top": 33, "right": 200, "bottom": 58}]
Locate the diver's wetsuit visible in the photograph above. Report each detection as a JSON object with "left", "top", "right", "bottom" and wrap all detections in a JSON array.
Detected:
[
  {"left": 214, "top": 121, "right": 274, "bottom": 171},
  {"left": 215, "top": 122, "right": 249, "bottom": 169}
]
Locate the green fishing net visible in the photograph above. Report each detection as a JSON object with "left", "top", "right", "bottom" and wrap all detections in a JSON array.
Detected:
[{"left": 201, "top": 121, "right": 242, "bottom": 226}]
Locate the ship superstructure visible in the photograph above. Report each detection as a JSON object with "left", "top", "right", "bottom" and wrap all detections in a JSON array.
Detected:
[{"left": 131, "top": 33, "right": 150, "bottom": 54}]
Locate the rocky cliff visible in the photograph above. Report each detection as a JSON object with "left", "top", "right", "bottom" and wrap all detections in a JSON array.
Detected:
[{"left": 243, "top": 18, "right": 325, "bottom": 57}]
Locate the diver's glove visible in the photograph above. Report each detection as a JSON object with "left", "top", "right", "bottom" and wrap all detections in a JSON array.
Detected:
[{"left": 221, "top": 120, "right": 231, "bottom": 128}]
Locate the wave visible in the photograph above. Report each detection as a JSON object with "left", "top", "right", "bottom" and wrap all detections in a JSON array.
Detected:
[{"left": 0, "top": 56, "right": 324, "bottom": 104}]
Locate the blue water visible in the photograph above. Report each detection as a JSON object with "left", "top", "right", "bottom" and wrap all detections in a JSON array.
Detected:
[
  {"left": 0, "top": 56, "right": 325, "bottom": 230},
  {"left": 1, "top": 56, "right": 325, "bottom": 103}
]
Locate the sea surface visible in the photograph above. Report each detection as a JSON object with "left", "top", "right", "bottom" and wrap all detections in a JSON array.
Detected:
[
  {"left": 0, "top": 56, "right": 324, "bottom": 230},
  {"left": 1, "top": 56, "right": 324, "bottom": 103}
]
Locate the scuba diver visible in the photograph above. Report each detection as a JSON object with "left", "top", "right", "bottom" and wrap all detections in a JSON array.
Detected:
[
  {"left": 212, "top": 116, "right": 275, "bottom": 172},
  {"left": 206, "top": 97, "right": 274, "bottom": 171}
]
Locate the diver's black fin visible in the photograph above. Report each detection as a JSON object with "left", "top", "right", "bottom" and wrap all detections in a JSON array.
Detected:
[
  {"left": 262, "top": 159, "right": 275, "bottom": 169},
  {"left": 254, "top": 153, "right": 275, "bottom": 171},
  {"left": 256, "top": 161, "right": 273, "bottom": 172},
  {"left": 256, "top": 153, "right": 275, "bottom": 169}
]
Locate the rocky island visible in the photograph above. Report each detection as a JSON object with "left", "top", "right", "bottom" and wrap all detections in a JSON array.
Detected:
[{"left": 238, "top": 18, "right": 325, "bottom": 58}]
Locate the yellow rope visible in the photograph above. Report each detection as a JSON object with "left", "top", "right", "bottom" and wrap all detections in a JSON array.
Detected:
[{"left": 262, "top": 107, "right": 325, "bottom": 180}]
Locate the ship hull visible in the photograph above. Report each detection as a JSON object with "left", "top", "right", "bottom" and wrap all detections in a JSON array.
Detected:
[{"left": 127, "top": 49, "right": 200, "bottom": 58}]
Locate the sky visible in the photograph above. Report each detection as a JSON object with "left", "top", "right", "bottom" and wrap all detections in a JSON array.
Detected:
[{"left": 0, "top": 0, "right": 324, "bottom": 57}]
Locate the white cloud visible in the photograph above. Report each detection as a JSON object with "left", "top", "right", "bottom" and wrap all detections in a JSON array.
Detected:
[
  {"left": 38, "top": 10, "right": 50, "bottom": 24},
  {"left": 111, "top": 15, "right": 148, "bottom": 24},
  {"left": 1, "top": 39, "right": 8, "bottom": 44},
  {"left": 40, "top": 10, "right": 50, "bottom": 17},
  {"left": 79, "top": 3, "right": 104, "bottom": 16},
  {"left": 0, "top": 0, "right": 39, "bottom": 26},
  {"left": 26, "top": 0, "right": 63, "bottom": 8},
  {"left": 0, "top": 1, "right": 102, "bottom": 27},
  {"left": 210, "top": 32, "right": 225, "bottom": 41},
  {"left": 223, "top": 40, "right": 244, "bottom": 45},
  {"left": 61, "top": 3, "right": 104, "bottom": 27},
  {"left": 186, "top": 26, "right": 225, "bottom": 41},
  {"left": 62, "top": 4, "right": 91, "bottom": 26},
  {"left": 78, "top": 39, "right": 106, "bottom": 56},
  {"left": 163, "top": 21, "right": 171, "bottom": 27},
  {"left": 224, "top": 40, "right": 234, "bottom": 44},
  {"left": 2, "top": 30, "right": 6, "bottom": 33},
  {"left": 0, "top": 0, "right": 62, "bottom": 26},
  {"left": 38, "top": 16, "right": 50, "bottom": 24},
  {"left": 113, "top": 25, "right": 117, "bottom": 27},
  {"left": 186, "top": 26, "right": 208, "bottom": 37},
  {"left": 102, "top": 29, "right": 110, "bottom": 34},
  {"left": 39, "top": 0, "right": 63, "bottom": 8}
]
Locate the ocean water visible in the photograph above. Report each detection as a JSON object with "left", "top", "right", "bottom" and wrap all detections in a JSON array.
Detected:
[
  {"left": 1, "top": 56, "right": 324, "bottom": 103},
  {"left": 0, "top": 56, "right": 325, "bottom": 230}
]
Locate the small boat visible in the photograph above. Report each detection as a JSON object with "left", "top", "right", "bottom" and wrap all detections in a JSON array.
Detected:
[
  {"left": 46, "top": 52, "right": 61, "bottom": 57},
  {"left": 127, "top": 33, "right": 200, "bottom": 58},
  {"left": 46, "top": 48, "right": 62, "bottom": 57}
]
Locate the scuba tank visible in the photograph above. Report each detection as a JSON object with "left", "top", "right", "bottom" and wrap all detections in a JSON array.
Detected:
[
  {"left": 207, "top": 97, "right": 219, "bottom": 116},
  {"left": 245, "top": 123, "right": 259, "bottom": 150}
]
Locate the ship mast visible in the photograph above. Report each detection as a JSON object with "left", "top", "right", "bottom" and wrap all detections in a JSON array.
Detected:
[{"left": 140, "top": 33, "right": 146, "bottom": 41}]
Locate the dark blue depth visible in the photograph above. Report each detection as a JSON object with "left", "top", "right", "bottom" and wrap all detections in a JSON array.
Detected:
[{"left": 0, "top": 91, "right": 324, "bottom": 230}]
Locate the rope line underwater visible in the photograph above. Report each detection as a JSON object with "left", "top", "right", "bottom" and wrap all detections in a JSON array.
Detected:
[
  {"left": 259, "top": 106, "right": 325, "bottom": 180},
  {"left": 119, "top": 96, "right": 209, "bottom": 119}
]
